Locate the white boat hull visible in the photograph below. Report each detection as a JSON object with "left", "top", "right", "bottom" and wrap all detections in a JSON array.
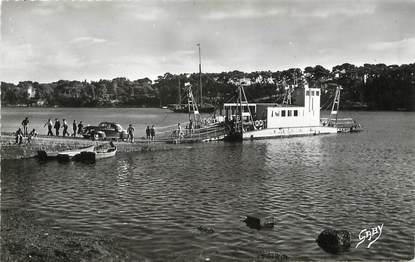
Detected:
[
  {"left": 242, "top": 126, "right": 338, "bottom": 140},
  {"left": 57, "top": 145, "right": 95, "bottom": 161},
  {"left": 95, "top": 148, "right": 117, "bottom": 159},
  {"left": 78, "top": 147, "right": 117, "bottom": 163}
]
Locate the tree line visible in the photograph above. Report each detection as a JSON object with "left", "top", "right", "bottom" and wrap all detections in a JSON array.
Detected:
[{"left": 1, "top": 63, "right": 414, "bottom": 111}]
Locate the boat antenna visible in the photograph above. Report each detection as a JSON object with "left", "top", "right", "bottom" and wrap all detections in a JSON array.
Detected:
[{"left": 197, "top": 43, "right": 202, "bottom": 107}]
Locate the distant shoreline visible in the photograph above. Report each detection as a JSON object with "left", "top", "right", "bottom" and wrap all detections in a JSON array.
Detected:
[
  {"left": 2, "top": 105, "right": 413, "bottom": 112},
  {"left": 2, "top": 63, "right": 414, "bottom": 112}
]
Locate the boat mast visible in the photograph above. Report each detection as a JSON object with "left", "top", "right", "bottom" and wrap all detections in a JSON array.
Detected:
[
  {"left": 197, "top": 43, "right": 202, "bottom": 107},
  {"left": 238, "top": 85, "right": 243, "bottom": 134},
  {"left": 178, "top": 78, "right": 181, "bottom": 108}
]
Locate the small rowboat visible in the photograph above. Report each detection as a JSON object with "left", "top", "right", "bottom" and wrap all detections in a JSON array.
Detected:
[
  {"left": 79, "top": 146, "right": 117, "bottom": 163},
  {"left": 56, "top": 145, "right": 95, "bottom": 162}
]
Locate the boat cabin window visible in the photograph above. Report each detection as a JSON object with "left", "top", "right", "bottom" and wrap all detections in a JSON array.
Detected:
[
  {"left": 311, "top": 91, "right": 315, "bottom": 96},
  {"left": 316, "top": 90, "right": 320, "bottom": 96},
  {"left": 271, "top": 110, "right": 279, "bottom": 117},
  {"left": 281, "top": 110, "right": 286, "bottom": 117},
  {"left": 275, "top": 110, "right": 280, "bottom": 117},
  {"left": 306, "top": 91, "right": 310, "bottom": 96},
  {"left": 288, "top": 110, "right": 292, "bottom": 117},
  {"left": 294, "top": 110, "right": 298, "bottom": 117}
]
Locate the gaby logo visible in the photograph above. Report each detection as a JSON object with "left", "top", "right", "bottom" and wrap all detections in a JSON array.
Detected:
[{"left": 356, "top": 224, "right": 383, "bottom": 248}]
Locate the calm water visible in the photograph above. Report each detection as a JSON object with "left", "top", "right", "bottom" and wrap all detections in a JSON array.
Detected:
[{"left": 1, "top": 109, "right": 414, "bottom": 261}]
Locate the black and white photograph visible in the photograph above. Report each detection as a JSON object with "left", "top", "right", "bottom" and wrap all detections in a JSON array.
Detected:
[{"left": 1, "top": 0, "right": 414, "bottom": 261}]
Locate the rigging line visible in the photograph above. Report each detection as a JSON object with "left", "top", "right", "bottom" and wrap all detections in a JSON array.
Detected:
[
  {"left": 179, "top": 93, "right": 188, "bottom": 103},
  {"left": 325, "top": 93, "right": 336, "bottom": 110},
  {"left": 321, "top": 93, "right": 334, "bottom": 110},
  {"left": 194, "top": 93, "right": 238, "bottom": 119},
  {"left": 326, "top": 99, "right": 335, "bottom": 111},
  {"left": 156, "top": 123, "right": 187, "bottom": 131},
  {"left": 154, "top": 113, "right": 170, "bottom": 126},
  {"left": 224, "top": 94, "right": 237, "bottom": 104}
]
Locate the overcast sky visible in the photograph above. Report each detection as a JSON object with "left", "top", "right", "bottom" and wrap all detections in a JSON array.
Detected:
[{"left": 1, "top": 0, "right": 414, "bottom": 83}]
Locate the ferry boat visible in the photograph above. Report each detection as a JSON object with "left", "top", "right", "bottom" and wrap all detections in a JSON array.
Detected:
[{"left": 223, "top": 83, "right": 358, "bottom": 141}]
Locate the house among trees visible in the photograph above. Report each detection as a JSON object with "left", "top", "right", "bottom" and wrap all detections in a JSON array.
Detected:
[{"left": 27, "top": 84, "right": 36, "bottom": 98}]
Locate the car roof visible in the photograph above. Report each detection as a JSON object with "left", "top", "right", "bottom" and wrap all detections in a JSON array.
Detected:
[{"left": 99, "top": 122, "right": 119, "bottom": 125}]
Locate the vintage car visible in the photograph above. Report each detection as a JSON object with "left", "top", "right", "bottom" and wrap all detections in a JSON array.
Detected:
[{"left": 82, "top": 122, "right": 128, "bottom": 141}]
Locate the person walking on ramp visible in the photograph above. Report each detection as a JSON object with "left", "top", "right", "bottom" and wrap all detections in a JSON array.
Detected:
[
  {"left": 77, "top": 121, "right": 84, "bottom": 136},
  {"left": 150, "top": 125, "right": 155, "bottom": 140},
  {"left": 54, "top": 118, "right": 61, "bottom": 136},
  {"left": 62, "top": 119, "right": 70, "bottom": 137},
  {"left": 177, "top": 123, "right": 183, "bottom": 139},
  {"left": 44, "top": 118, "right": 53, "bottom": 136},
  {"left": 127, "top": 124, "right": 135, "bottom": 143},
  {"left": 146, "top": 126, "right": 151, "bottom": 140},
  {"left": 72, "top": 120, "right": 77, "bottom": 137}
]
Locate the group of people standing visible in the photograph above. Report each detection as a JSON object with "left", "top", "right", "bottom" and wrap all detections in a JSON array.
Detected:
[
  {"left": 14, "top": 116, "right": 161, "bottom": 144},
  {"left": 145, "top": 125, "right": 156, "bottom": 140},
  {"left": 44, "top": 118, "right": 84, "bottom": 137},
  {"left": 15, "top": 117, "right": 38, "bottom": 144}
]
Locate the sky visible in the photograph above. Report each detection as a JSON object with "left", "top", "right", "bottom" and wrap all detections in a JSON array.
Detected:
[{"left": 1, "top": 0, "right": 414, "bottom": 83}]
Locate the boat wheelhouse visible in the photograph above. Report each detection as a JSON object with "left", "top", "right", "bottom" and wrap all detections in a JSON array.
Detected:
[{"left": 223, "top": 84, "right": 339, "bottom": 140}]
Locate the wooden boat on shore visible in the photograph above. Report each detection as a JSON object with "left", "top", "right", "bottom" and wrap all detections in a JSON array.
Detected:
[
  {"left": 78, "top": 146, "right": 117, "bottom": 163},
  {"left": 56, "top": 145, "right": 95, "bottom": 162}
]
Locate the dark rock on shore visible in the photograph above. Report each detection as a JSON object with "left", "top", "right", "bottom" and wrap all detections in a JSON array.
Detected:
[
  {"left": 1, "top": 209, "right": 129, "bottom": 261},
  {"left": 316, "top": 228, "right": 351, "bottom": 254}
]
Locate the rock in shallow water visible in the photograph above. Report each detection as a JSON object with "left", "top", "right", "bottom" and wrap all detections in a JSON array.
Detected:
[
  {"left": 316, "top": 228, "right": 351, "bottom": 254},
  {"left": 197, "top": 225, "right": 214, "bottom": 234},
  {"left": 242, "top": 216, "right": 275, "bottom": 230}
]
